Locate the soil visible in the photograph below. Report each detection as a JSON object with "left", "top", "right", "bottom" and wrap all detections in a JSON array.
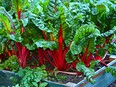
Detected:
[{"left": 48, "top": 72, "right": 84, "bottom": 84}]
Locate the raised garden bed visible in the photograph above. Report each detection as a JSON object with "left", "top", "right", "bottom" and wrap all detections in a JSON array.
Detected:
[
  {"left": 0, "top": 55, "right": 116, "bottom": 87},
  {"left": 44, "top": 56, "right": 116, "bottom": 87}
]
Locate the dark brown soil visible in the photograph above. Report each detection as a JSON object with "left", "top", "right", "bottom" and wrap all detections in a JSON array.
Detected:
[{"left": 48, "top": 73, "right": 84, "bottom": 84}]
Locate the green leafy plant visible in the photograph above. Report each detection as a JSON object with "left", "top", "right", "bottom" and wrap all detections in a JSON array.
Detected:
[
  {"left": 16, "top": 66, "right": 48, "bottom": 87},
  {"left": 0, "top": 55, "right": 19, "bottom": 71}
]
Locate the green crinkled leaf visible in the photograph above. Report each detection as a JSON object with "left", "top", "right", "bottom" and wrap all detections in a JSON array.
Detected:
[
  {"left": 32, "top": 18, "right": 52, "bottom": 33},
  {"left": 96, "top": 4, "right": 110, "bottom": 15},
  {"left": 76, "top": 62, "right": 85, "bottom": 71},
  {"left": 29, "top": 0, "right": 42, "bottom": 15},
  {"left": 47, "top": 0, "right": 62, "bottom": 18},
  {"left": 8, "top": 34, "right": 23, "bottom": 43},
  {"left": 74, "top": 24, "right": 100, "bottom": 44},
  {"left": 0, "top": 44, "right": 5, "bottom": 54},
  {"left": 76, "top": 62, "right": 95, "bottom": 84},
  {"left": 100, "top": 26, "right": 116, "bottom": 37},
  {"left": 70, "top": 41, "right": 82, "bottom": 55},
  {"left": 34, "top": 39, "right": 57, "bottom": 50},
  {"left": 70, "top": 24, "right": 100, "bottom": 55},
  {"left": 25, "top": 43, "right": 36, "bottom": 50},
  {"left": 97, "top": 48, "right": 106, "bottom": 57},
  {"left": 66, "top": 50, "right": 77, "bottom": 63}
]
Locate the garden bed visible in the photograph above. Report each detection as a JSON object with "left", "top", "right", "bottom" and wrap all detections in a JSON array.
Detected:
[{"left": 0, "top": 55, "right": 116, "bottom": 87}]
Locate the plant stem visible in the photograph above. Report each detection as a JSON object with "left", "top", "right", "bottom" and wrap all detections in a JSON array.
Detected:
[
  {"left": 57, "top": 71, "right": 77, "bottom": 75},
  {"left": 102, "top": 50, "right": 108, "bottom": 60}
]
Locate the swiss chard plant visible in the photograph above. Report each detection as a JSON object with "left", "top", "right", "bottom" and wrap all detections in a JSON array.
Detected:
[{"left": 0, "top": 0, "right": 116, "bottom": 84}]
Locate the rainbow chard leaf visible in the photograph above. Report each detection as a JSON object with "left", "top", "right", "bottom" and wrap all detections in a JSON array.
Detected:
[
  {"left": 70, "top": 24, "right": 100, "bottom": 55},
  {"left": 32, "top": 18, "right": 52, "bottom": 33},
  {"left": 11, "top": 0, "right": 24, "bottom": 20},
  {"left": 76, "top": 62, "right": 95, "bottom": 84},
  {"left": 0, "top": 7, "right": 12, "bottom": 32},
  {"left": 34, "top": 39, "right": 57, "bottom": 50}
]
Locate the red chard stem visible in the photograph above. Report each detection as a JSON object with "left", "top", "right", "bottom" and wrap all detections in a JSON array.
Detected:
[{"left": 17, "top": 10, "right": 21, "bottom": 20}]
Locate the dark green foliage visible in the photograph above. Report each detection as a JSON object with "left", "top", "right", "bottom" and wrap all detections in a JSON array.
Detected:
[
  {"left": 0, "top": 0, "right": 11, "bottom": 11},
  {"left": 106, "top": 66, "right": 116, "bottom": 77},
  {"left": 16, "top": 66, "right": 48, "bottom": 87},
  {"left": 70, "top": 24, "right": 100, "bottom": 55}
]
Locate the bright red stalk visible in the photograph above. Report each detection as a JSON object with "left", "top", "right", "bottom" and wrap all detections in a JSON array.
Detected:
[
  {"left": 95, "top": 55, "right": 107, "bottom": 67},
  {"left": 17, "top": 10, "right": 21, "bottom": 20},
  {"left": 46, "top": 50, "right": 57, "bottom": 66},
  {"left": 81, "top": 47, "right": 88, "bottom": 63},
  {"left": 37, "top": 24, "right": 72, "bottom": 70},
  {"left": 15, "top": 42, "right": 29, "bottom": 68},
  {"left": 21, "top": 27, "right": 24, "bottom": 33},
  {"left": 86, "top": 53, "right": 93, "bottom": 67},
  {"left": 57, "top": 25, "right": 63, "bottom": 70},
  {"left": 37, "top": 25, "right": 71, "bottom": 70},
  {"left": 37, "top": 48, "right": 46, "bottom": 65}
]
